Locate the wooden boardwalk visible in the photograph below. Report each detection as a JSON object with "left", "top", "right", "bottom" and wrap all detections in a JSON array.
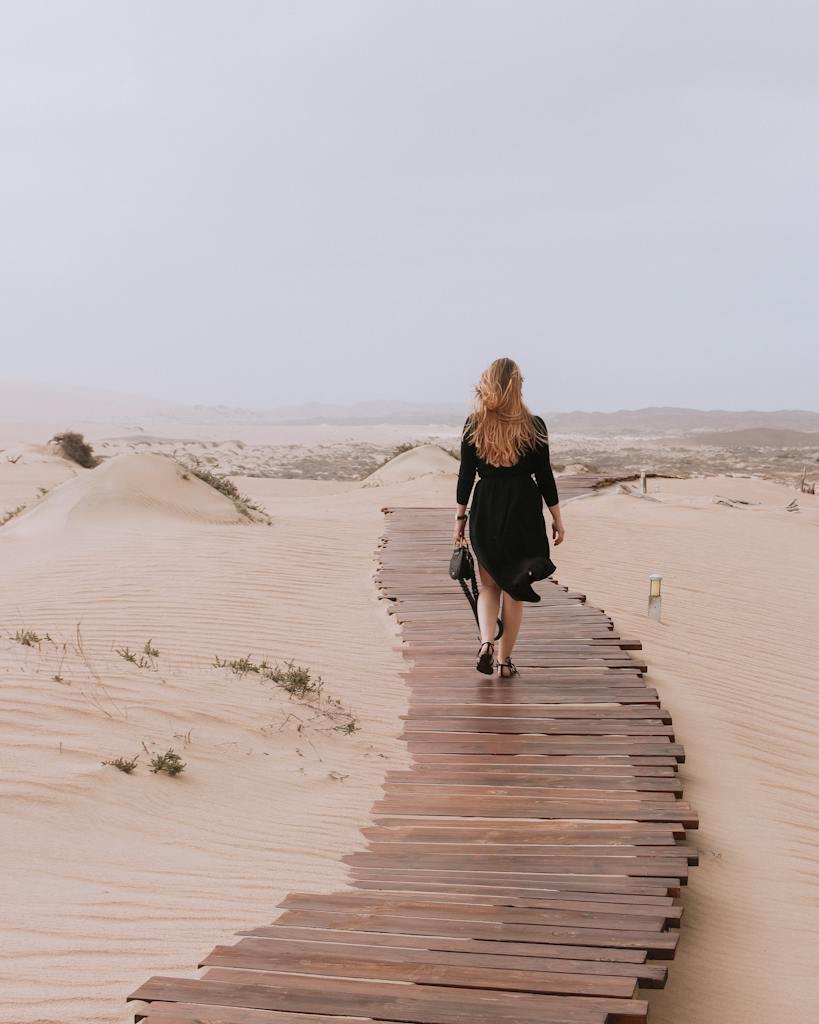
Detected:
[{"left": 129, "top": 492, "right": 696, "bottom": 1024}]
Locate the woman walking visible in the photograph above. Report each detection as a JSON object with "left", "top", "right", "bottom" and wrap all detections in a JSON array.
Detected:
[{"left": 455, "top": 357, "right": 565, "bottom": 678}]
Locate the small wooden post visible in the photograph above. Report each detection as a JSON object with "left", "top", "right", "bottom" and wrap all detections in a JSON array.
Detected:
[
  {"left": 640, "top": 470, "right": 647, "bottom": 495},
  {"left": 648, "top": 573, "right": 663, "bottom": 622}
]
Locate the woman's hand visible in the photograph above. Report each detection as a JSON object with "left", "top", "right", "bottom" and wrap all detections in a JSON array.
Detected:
[
  {"left": 453, "top": 515, "right": 467, "bottom": 545},
  {"left": 551, "top": 509, "right": 565, "bottom": 546}
]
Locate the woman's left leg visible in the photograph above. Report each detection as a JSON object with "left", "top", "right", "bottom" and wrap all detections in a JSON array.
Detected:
[{"left": 497, "top": 592, "right": 523, "bottom": 673}]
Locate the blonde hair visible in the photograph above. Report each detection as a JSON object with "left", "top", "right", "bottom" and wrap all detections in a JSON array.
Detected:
[{"left": 466, "top": 357, "right": 547, "bottom": 466}]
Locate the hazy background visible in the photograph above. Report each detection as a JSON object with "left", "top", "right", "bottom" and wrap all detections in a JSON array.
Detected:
[{"left": 2, "top": 1, "right": 817, "bottom": 412}]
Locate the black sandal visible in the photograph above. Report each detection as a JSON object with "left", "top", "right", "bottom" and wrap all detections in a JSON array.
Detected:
[
  {"left": 497, "top": 657, "right": 518, "bottom": 679},
  {"left": 476, "top": 641, "right": 495, "bottom": 675}
]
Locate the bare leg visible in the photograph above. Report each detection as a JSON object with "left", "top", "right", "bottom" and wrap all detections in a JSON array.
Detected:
[
  {"left": 497, "top": 592, "right": 523, "bottom": 673},
  {"left": 476, "top": 563, "right": 501, "bottom": 646}
]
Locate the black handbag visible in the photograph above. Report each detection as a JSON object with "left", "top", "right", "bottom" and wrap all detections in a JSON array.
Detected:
[
  {"left": 449, "top": 541, "right": 503, "bottom": 640},
  {"left": 449, "top": 542, "right": 475, "bottom": 583}
]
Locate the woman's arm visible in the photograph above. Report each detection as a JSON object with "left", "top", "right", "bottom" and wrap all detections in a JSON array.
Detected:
[
  {"left": 454, "top": 420, "right": 477, "bottom": 543},
  {"left": 533, "top": 421, "right": 565, "bottom": 546}
]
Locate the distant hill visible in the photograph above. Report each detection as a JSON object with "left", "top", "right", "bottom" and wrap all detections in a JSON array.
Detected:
[
  {"left": 1, "top": 381, "right": 817, "bottom": 434},
  {"left": 683, "top": 428, "right": 819, "bottom": 448},
  {"left": 545, "top": 407, "right": 819, "bottom": 435},
  {"left": 257, "top": 404, "right": 819, "bottom": 433}
]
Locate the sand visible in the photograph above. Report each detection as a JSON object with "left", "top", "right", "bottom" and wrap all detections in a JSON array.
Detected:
[
  {"left": 554, "top": 476, "right": 819, "bottom": 1022},
  {"left": 0, "top": 448, "right": 447, "bottom": 1023},
  {"left": 1, "top": 431, "right": 817, "bottom": 1023}
]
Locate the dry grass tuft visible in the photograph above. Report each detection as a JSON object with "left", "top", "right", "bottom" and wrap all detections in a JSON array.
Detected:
[
  {"left": 13, "top": 628, "right": 50, "bottom": 647},
  {"left": 115, "top": 639, "right": 160, "bottom": 669},
  {"left": 102, "top": 755, "right": 139, "bottom": 774},
  {"left": 179, "top": 457, "right": 271, "bottom": 523},
  {"left": 213, "top": 653, "right": 358, "bottom": 733}
]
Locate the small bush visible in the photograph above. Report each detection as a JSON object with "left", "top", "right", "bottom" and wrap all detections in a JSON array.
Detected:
[
  {"left": 103, "top": 755, "right": 138, "bottom": 774},
  {"left": 265, "top": 659, "right": 321, "bottom": 698},
  {"left": 143, "top": 639, "right": 160, "bottom": 659},
  {"left": 149, "top": 749, "right": 186, "bottom": 776},
  {"left": 51, "top": 432, "right": 100, "bottom": 468}
]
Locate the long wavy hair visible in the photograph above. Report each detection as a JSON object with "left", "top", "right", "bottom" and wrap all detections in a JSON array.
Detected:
[{"left": 466, "top": 357, "right": 547, "bottom": 466}]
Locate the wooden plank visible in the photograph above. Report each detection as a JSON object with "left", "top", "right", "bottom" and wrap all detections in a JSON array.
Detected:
[
  {"left": 129, "top": 975, "right": 615, "bottom": 1023},
  {"left": 363, "top": 822, "right": 683, "bottom": 842},
  {"left": 238, "top": 924, "right": 652, "bottom": 963},
  {"left": 137, "top": 1005, "right": 360, "bottom": 1024},
  {"left": 274, "top": 909, "right": 681, "bottom": 956},
  {"left": 404, "top": 707, "right": 671, "bottom": 721},
  {"left": 373, "top": 796, "right": 697, "bottom": 827},
  {"left": 278, "top": 894, "right": 671, "bottom": 931},
  {"left": 211, "top": 935, "right": 667, "bottom": 986},
  {"left": 347, "top": 882, "right": 683, "bottom": 915},
  {"left": 348, "top": 872, "right": 683, "bottom": 897},
  {"left": 199, "top": 944, "right": 639, "bottom": 998},
  {"left": 278, "top": 891, "right": 681, "bottom": 924},
  {"left": 371, "top": 817, "right": 688, "bottom": 838}
]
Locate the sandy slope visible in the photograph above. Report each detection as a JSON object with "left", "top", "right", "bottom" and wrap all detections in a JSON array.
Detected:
[
  {"left": 554, "top": 477, "right": 819, "bottom": 1023},
  {"left": 1, "top": 444, "right": 817, "bottom": 1023},
  {"left": 0, "top": 450, "right": 447, "bottom": 1023}
]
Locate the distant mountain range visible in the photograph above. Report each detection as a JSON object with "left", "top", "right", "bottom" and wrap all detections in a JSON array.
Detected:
[
  {"left": 224, "top": 401, "right": 819, "bottom": 435},
  {"left": 2, "top": 381, "right": 818, "bottom": 436},
  {"left": 546, "top": 407, "right": 819, "bottom": 435}
]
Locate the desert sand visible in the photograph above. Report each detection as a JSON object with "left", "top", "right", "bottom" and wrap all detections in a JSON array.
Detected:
[{"left": 1, "top": 424, "right": 817, "bottom": 1023}]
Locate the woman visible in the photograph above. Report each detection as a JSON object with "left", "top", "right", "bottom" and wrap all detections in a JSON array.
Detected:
[{"left": 454, "top": 357, "right": 565, "bottom": 678}]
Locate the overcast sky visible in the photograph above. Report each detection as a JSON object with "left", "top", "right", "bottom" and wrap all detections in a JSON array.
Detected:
[{"left": 1, "top": 1, "right": 817, "bottom": 412}]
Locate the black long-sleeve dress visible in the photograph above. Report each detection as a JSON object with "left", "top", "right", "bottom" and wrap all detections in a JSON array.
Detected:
[{"left": 457, "top": 415, "right": 559, "bottom": 602}]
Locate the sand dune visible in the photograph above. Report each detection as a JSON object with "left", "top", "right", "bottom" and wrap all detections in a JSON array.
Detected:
[
  {"left": 1, "top": 442, "right": 816, "bottom": 1023},
  {"left": 3, "top": 454, "right": 251, "bottom": 541},
  {"left": 362, "top": 443, "right": 458, "bottom": 486}
]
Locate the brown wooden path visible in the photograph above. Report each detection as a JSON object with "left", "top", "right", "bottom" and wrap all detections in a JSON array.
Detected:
[{"left": 129, "top": 491, "right": 696, "bottom": 1024}]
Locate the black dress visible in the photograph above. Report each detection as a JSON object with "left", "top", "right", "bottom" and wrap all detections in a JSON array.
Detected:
[{"left": 457, "top": 415, "right": 559, "bottom": 602}]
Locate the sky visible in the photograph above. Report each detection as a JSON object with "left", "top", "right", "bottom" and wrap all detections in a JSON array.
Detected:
[{"left": 1, "top": 1, "right": 817, "bottom": 413}]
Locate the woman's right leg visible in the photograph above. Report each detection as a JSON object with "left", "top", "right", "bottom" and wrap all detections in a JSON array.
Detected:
[
  {"left": 477, "top": 563, "right": 502, "bottom": 645},
  {"left": 497, "top": 592, "right": 524, "bottom": 674}
]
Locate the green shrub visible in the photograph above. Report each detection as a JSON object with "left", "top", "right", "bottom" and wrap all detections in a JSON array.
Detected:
[{"left": 149, "top": 749, "right": 186, "bottom": 776}]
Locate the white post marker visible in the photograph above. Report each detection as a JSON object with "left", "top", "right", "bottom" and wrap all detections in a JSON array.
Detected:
[
  {"left": 640, "top": 470, "right": 647, "bottom": 495},
  {"left": 648, "top": 573, "right": 663, "bottom": 622}
]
